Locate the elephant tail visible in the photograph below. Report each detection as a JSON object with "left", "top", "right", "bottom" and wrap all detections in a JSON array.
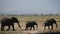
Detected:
[
  {"left": 55, "top": 22, "right": 57, "bottom": 28},
  {"left": 53, "top": 20, "right": 57, "bottom": 28}
]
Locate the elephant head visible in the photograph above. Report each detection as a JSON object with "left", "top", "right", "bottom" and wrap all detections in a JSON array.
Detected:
[
  {"left": 50, "top": 18, "right": 57, "bottom": 28},
  {"left": 33, "top": 21, "right": 38, "bottom": 30},
  {"left": 11, "top": 17, "right": 21, "bottom": 28}
]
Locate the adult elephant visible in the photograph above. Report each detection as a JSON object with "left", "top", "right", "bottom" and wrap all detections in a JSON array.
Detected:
[
  {"left": 1, "top": 17, "right": 21, "bottom": 31},
  {"left": 43, "top": 18, "right": 57, "bottom": 30},
  {"left": 25, "top": 21, "right": 38, "bottom": 30}
]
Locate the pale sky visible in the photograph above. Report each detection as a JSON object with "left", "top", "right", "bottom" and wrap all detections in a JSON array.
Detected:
[{"left": 0, "top": 0, "right": 60, "bottom": 15}]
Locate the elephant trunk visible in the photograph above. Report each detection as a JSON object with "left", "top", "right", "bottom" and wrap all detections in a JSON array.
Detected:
[
  {"left": 55, "top": 23, "right": 57, "bottom": 28},
  {"left": 54, "top": 21, "right": 57, "bottom": 28},
  {"left": 18, "top": 22, "right": 21, "bottom": 28}
]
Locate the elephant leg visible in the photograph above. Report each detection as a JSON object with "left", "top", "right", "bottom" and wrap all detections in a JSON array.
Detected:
[
  {"left": 44, "top": 26, "right": 46, "bottom": 30},
  {"left": 33, "top": 26, "right": 35, "bottom": 30},
  {"left": 48, "top": 26, "right": 50, "bottom": 30},
  {"left": 25, "top": 27, "right": 28, "bottom": 30},
  {"left": 1, "top": 25, "right": 5, "bottom": 31},
  {"left": 12, "top": 24, "right": 15, "bottom": 31},
  {"left": 30, "top": 27, "right": 32, "bottom": 30},
  {"left": 7, "top": 25, "right": 10, "bottom": 31},
  {"left": 51, "top": 25, "right": 53, "bottom": 29}
]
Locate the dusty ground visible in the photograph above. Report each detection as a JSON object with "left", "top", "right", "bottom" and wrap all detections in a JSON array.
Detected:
[{"left": 0, "top": 22, "right": 60, "bottom": 34}]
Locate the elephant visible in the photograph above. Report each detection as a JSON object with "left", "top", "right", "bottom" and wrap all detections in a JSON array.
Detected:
[
  {"left": 1, "top": 17, "right": 21, "bottom": 31},
  {"left": 25, "top": 21, "right": 38, "bottom": 30},
  {"left": 43, "top": 18, "right": 57, "bottom": 30}
]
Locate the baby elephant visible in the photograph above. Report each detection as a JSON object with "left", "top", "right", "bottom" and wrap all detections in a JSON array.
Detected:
[{"left": 25, "top": 21, "right": 38, "bottom": 30}]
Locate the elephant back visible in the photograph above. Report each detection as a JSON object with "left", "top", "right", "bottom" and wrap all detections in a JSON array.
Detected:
[
  {"left": 44, "top": 18, "right": 56, "bottom": 25},
  {"left": 26, "top": 21, "right": 37, "bottom": 27},
  {"left": 1, "top": 17, "right": 12, "bottom": 25},
  {"left": 50, "top": 18, "right": 56, "bottom": 23}
]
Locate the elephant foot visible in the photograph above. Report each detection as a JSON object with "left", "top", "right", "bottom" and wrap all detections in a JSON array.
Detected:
[
  {"left": 44, "top": 28, "right": 45, "bottom": 30},
  {"left": 25, "top": 29, "right": 28, "bottom": 30},
  {"left": 7, "top": 29, "right": 10, "bottom": 31},
  {"left": 51, "top": 28, "right": 53, "bottom": 30},
  {"left": 25, "top": 29, "right": 27, "bottom": 30},
  {"left": 44, "top": 29, "right": 45, "bottom": 30},
  {"left": 33, "top": 28, "right": 35, "bottom": 30},
  {"left": 25, "top": 29, "right": 27, "bottom": 31},
  {"left": 13, "top": 29, "right": 15, "bottom": 31},
  {"left": 25, "top": 28, "right": 28, "bottom": 30},
  {"left": 52, "top": 29, "right": 53, "bottom": 30}
]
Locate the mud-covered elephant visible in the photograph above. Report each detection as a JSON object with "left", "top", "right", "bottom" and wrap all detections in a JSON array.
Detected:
[
  {"left": 1, "top": 17, "right": 21, "bottom": 31},
  {"left": 43, "top": 18, "right": 57, "bottom": 30},
  {"left": 25, "top": 21, "right": 38, "bottom": 30}
]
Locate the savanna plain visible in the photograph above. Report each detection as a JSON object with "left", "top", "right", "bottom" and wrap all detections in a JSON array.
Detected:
[{"left": 0, "top": 16, "right": 60, "bottom": 34}]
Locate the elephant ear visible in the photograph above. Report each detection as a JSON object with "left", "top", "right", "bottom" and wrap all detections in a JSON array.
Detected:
[{"left": 12, "top": 17, "right": 19, "bottom": 22}]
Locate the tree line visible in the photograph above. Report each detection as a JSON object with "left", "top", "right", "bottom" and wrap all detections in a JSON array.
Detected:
[{"left": 0, "top": 13, "right": 60, "bottom": 16}]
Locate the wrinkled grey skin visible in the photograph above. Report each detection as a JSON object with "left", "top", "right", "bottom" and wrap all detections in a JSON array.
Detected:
[
  {"left": 43, "top": 18, "right": 57, "bottom": 30},
  {"left": 1, "top": 17, "right": 21, "bottom": 31},
  {"left": 25, "top": 21, "right": 38, "bottom": 30}
]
